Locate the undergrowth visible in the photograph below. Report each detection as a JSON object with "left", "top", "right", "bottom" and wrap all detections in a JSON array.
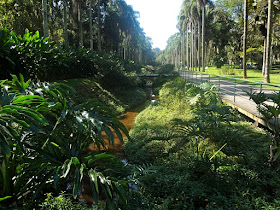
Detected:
[
  {"left": 62, "top": 77, "right": 146, "bottom": 116},
  {"left": 122, "top": 77, "right": 280, "bottom": 209}
]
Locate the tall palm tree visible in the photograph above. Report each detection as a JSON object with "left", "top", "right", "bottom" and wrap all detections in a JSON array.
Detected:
[
  {"left": 63, "top": 0, "right": 69, "bottom": 49},
  {"left": 89, "top": 0, "right": 93, "bottom": 50},
  {"left": 186, "top": 21, "right": 189, "bottom": 70},
  {"left": 197, "top": 0, "right": 209, "bottom": 72},
  {"left": 78, "top": 0, "right": 83, "bottom": 47},
  {"left": 197, "top": 16, "right": 201, "bottom": 71},
  {"left": 192, "top": 4, "right": 200, "bottom": 71},
  {"left": 191, "top": 21, "right": 194, "bottom": 70},
  {"left": 42, "top": 0, "right": 49, "bottom": 37},
  {"left": 264, "top": 0, "right": 272, "bottom": 83},
  {"left": 243, "top": 0, "right": 248, "bottom": 79},
  {"left": 97, "top": 0, "right": 102, "bottom": 51}
]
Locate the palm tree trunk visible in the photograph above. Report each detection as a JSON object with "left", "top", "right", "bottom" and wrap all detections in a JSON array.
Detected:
[
  {"left": 186, "top": 23, "right": 189, "bottom": 70},
  {"left": 124, "top": 37, "right": 128, "bottom": 59},
  {"left": 97, "top": 0, "right": 102, "bottom": 51},
  {"left": 78, "top": 0, "right": 83, "bottom": 47},
  {"left": 190, "top": 22, "right": 193, "bottom": 71},
  {"left": 198, "top": 19, "right": 201, "bottom": 71},
  {"left": 182, "top": 32, "right": 185, "bottom": 68},
  {"left": 202, "top": 5, "right": 205, "bottom": 72},
  {"left": 89, "top": 0, "right": 93, "bottom": 50},
  {"left": 139, "top": 46, "right": 143, "bottom": 63},
  {"left": 243, "top": 0, "right": 248, "bottom": 79},
  {"left": 262, "top": 38, "right": 266, "bottom": 75},
  {"left": 42, "top": 0, "right": 49, "bottom": 37},
  {"left": 63, "top": 0, "right": 69, "bottom": 49},
  {"left": 264, "top": 0, "right": 272, "bottom": 83},
  {"left": 194, "top": 22, "right": 197, "bottom": 71}
]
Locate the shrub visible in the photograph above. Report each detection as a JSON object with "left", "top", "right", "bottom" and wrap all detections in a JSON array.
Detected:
[
  {"left": 123, "top": 77, "right": 280, "bottom": 209},
  {"left": 0, "top": 27, "right": 143, "bottom": 88},
  {"left": 0, "top": 75, "right": 129, "bottom": 209},
  {"left": 40, "top": 193, "right": 98, "bottom": 210},
  {"left": 219, "top": 65, "right": 242, "bottom": 75}
]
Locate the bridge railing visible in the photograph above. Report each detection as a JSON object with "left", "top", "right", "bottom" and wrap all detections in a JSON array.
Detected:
[
  {"left": 177, "top": 70, "right": 280, "bottom": 100},
  {"left": 177, "top": 70, "right": 280, "bottom": 123}
]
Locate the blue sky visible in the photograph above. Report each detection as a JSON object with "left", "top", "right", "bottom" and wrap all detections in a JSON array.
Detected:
[{"left": 125, "top": 0, "right": 183, "bottom": 50}]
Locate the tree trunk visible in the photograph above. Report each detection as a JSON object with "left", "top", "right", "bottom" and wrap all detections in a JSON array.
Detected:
[
  {"left": 202, "top": 5, "right": 205, "bottom": 71},
  {"left": 264, "top": 0, "right": 272, "bottom": 83},
  {"left": 63, "top": 0, "right": 69, "bottom": 49},
  {"left": 194, "top": 22, "right": 197, "bottom": 71},
  {"left": 262, "top": 38, "right": 266, "bottom": 75},
  {"left": 243, "top": 0, "right": 248, "bottom": 79},
  {"left": 139, "top": 46, "right": 143, "bottom": 63},
  {"left": 198, "top": 19, "right": 201, "bottom": 71},
  {"left": 124, "top": 37, "right": 128, "bottom": 59},
  {"left": 190, "top": 22, "right": 194, "bottom": 71},
  {"left": 89, "top": 0, "right": 93, "bottom": 50},
  {"left": 97, "top": 0, "right": 102, "bottom": 51},
  {"left": 182, "top": 31, "right": 185, "bottom": 68},
  {"left": 186, "top": 23, "right": 189, "bottom": 70},
  {"left": 78, "top": 0, "right": 83, "bottom": 47},
  {"left": 42, "top": 0, "right": 49, "bottom": 37}
]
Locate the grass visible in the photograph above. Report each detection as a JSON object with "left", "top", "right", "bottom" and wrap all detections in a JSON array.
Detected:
[
  {"left": 189, "top": 66, "right": 280, "bottom": 90},
  {"left": 121, "top": 77, "right": 280, "bottom": 209}
]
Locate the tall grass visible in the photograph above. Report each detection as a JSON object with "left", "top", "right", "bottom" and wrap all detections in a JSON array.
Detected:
[{"left": 121, "top": 77, "right": 280, "bottom": 209}]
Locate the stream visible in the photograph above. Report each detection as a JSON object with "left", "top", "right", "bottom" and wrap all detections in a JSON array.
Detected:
[{"left": 82, "top": 88, "right": 157, "bottom": 204}]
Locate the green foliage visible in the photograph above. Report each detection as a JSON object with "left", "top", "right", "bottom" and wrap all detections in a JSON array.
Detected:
[
  {"left": 123, "top": 78, "right": 279, "bottom": 209},
  {"left": 212, "top": 50, "right": 227, "bottom": 68},
  {"left": 219, "top": 65, "right": 242, "bottom": 75},
  {"left": 0, "top": 0, "right": 155, "bottom": 63},
  {"left": 0, "top": 28, "right": 143, "bottom": 87},
  {"left": 247, "top": 90, "right": 280, "bottom": 162},
  {"left": 155, "top": 64, "right": 175, "bottom": 74},
  {"left": 0, "top": 75, "right": 129, "bottom": 209},
  {"left": 63, "top": 77, "right": 147, "bottom": 116},
  {"left": 40, "top": 193, "right": 101, "bottom": 209}
]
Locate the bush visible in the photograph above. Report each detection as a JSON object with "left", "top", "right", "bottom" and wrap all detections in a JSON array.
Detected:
[
  {"left": 0, "top": 75, "right": 129, "bottom": 209},
  {"left": 123, "top": 77, "right": 280, "bottom": 209},
  {"left": 40, "top": 193, "right": 98, "bottom": 210},
  {"left": 219, "top": 65, "right": 242, "bottom": 75},
  {"left": 0, "top": 27, "right": 143, "bottom": 88},
  {"left": 212, "top": 51, "right": 227, "bottom": 68}
]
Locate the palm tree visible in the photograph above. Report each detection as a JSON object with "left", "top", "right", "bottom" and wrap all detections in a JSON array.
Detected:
[
  {"left": 243, "top": 0, "right": 248, "bottom": 79},
  {"left": 264, "top": 0, "right": 273, "bottom": 83},
  {"left": 97, "top": 0, "right": 102, "bottom": 51},
  {"left": 63, "top": 0, "right": 69, "bottom": 49},
  {"left": 78, "top": 0, "right": 83, "bottom": 47},
  {"left": 89, "top": 0, "right": 93, "bottom": 50},
  {"left": 186, "top": 21, "right": 190, "bottom": 70},
  {"left": 42, "top": 0, "right": 49, "bottom": 37},
  {"left": 197, "top": 15, "right": 201, "bottom": 71},
  {"left": 197, "top": 0, "right": 209, "bottom": 72}
]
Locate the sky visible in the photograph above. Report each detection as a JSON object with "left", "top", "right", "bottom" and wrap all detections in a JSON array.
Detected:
[{"left": 125, "top": 0, "right": 183, "bottom": 50}]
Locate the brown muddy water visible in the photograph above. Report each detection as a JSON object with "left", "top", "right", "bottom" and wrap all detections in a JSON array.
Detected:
[
  {"left": 88, "top": 103, "right": 147, "bottom": 157},
  {"left": 82, "top": 102, "right": 150, "bottom": 204},
  {"left": 81, "top": 86, "right": 158, "bottom": 204}
]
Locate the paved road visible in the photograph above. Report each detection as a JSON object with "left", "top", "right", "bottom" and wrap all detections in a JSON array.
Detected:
[{"left": 178, "top": 70, "right": 280, "bottom": 121}]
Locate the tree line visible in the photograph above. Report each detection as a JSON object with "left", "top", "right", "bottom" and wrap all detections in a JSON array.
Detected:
[
  {"left": 156, "top": 0, "right": 280, "bottom": 83},
  {"left": 0, "top": 0, "right": 154, "bottom": 64}
]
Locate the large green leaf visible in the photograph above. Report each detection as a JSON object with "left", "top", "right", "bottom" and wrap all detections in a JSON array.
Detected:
[{"left": 0, "top": 132, "right": 11, "bottom": 156}]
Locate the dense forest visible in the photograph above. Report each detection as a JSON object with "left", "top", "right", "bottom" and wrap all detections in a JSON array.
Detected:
[
  {"left": 1, "top": 0, "right": 280, "bottom": 209},
  {"left": 0, "top": 0, "right": 154, "bottom": 63}
]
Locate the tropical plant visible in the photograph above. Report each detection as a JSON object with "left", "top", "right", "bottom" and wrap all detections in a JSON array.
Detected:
[
  {"left": 0, "top": 75, "right": 130, "bottom": 208},
  {"left": 247, "top": 90, "right": 280, "bottom": 162}
]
